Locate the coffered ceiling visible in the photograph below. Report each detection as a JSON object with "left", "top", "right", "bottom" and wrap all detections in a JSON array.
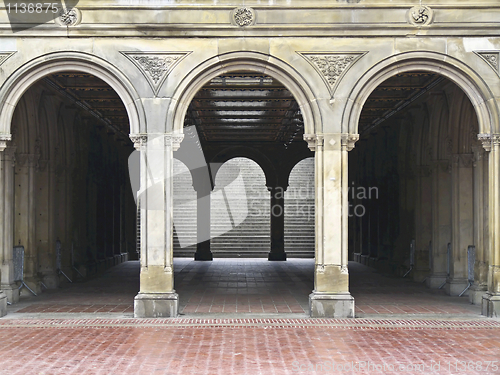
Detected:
[{"left": 43, "top": 70, "right": 444, "bottom": 147}]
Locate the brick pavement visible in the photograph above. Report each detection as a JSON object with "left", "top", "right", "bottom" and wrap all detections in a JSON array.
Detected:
[
  {"left": 1, "top": 318, "right": 500, "bottom": 374},
  {"left": 2, "top": 259, "right": 498, "bottom": 374}
]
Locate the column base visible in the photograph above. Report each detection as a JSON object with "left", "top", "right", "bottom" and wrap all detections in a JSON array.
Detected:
[
  {"left": 309, "top": 292, "right": 355, "bottom": 318},
  {"left": 134, "top": 292, "right": 179, "bottom": 318},
  {"left": 41, "top": 272, "right": 59, "bottom": 289},
  {"left": 1, "top": 283, "right": 19, "bottom": 304},
  {"left": 268, "top": 252, "right": 287, "bottom": 261},
  {"left": 194, "top": 251, "right": 213, "bottom": 261},
  {"left": 0, "top": 291, "right": 7, "bottom": 317},
  {"left": 425, "top": 275, "right": 447, "bottom": 289},
  {"left": 469, "top": 284, "right": 487, "bottom": 305},
  {"left": 482, "top": 293, "right": 500, "bottom": 317},
  {"left": 22, "top": 277, "right": 42, "bottom": 296},
  {"left": 445, "top": 278, "right": 469, "bottom": 296}
]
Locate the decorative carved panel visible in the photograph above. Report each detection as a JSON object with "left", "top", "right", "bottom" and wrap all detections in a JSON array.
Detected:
[
  {"left": 474, "top": 51, "right": 500, "bottom": 77},
  {"left": 298, "top": 52, "right": 367, "bottom": 97},
  {"left": 121, "top": 52, "right": 192, "bottom": 95}
]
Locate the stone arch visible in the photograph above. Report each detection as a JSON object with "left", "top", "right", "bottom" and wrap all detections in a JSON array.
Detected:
[
  {"left": 0, "top": 51, "right": 145, "bottom": 139},
  {"left": 343, "top": 51, "right": 499, "bottom": 136},
  {"left": 168, "top": 51, "right": 321, "bottom": 137},
  {"left": 210, "top": 146, "right": 276, "bottom": 188}
]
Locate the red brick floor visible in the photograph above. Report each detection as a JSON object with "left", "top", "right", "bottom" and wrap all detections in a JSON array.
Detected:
[
  {"left": 1, "top": 318, "right": 500, "bottom": 374},
  {"left": 2, "top": 259, "right": 498, "bottom": 374},
  {"left": 9, "top": 259, "right": 482, "bottom": 318}
]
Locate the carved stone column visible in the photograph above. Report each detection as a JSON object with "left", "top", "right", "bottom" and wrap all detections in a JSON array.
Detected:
[
  {"left": 447, "top": 153, "right": 474, "bottom": 296},
  {"left": 1, "top": 146, "right": 19, "bottom": 304},
  {"left": 0, "top": 140, "right": 15, "bottom": 315},
  {"left": 133, "top": 133, "right": 184, "bottom": 318},
  {"left": 414, "top": 165, "right": 432, "bottom": 282},
  {"left": 268, "top": 185, "right": 286, "bottom": 261},
  {"left": 479, "top": 134, "right": 500, "bottom": 316},
  {"left": 305, "top": 133, "right": 355, "bottom": 318},
  {"left": 15, "top": 152, "right": 41, "bottom": 294},
  {"left": 427, "top": 160, "right": 451, "bottom": 289},
  {"left": 470, "top": 145, "right": 488, "bottom": 304}
]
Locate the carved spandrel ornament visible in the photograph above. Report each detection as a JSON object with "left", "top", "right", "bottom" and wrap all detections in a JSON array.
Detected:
[
  {"left": 407, "top": 5, "right": 434, "bottom": 26},
  {"left": 232, "top": 7, "right": 255, "bottom": 27},
  {"left": 474, "top": 51, "right": 500, "bottom": 77},
  {"left": 0, "top": 52, "right": 16, "bottom": 66},
  {"left": 298, "top": 52, "right": 367, "bottom": 97},
  {"left": 121, "top": 52, "right": 192, "bottom": 96}
]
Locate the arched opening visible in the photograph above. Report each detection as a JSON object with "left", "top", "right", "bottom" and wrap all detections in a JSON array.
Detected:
[
  {"left": 285, "top": 157, "right": 315, "bottom": 257},
  {"left": 1, "top": 70, "right": 138, "bottom": 314},
  {"left": 349, "top": 70, "right": 486, "bottom": 317},
  {"left": 171, "top": 69, "right": 314, "bottom": 315},
  {"left": 211, "top": 157, "right": 270, "bottom": 256}
]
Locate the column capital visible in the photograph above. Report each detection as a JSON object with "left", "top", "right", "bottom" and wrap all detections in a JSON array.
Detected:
[
  {"left": 478, "top": 133, "right": 500, "bottom": 152},
  {"left": 165, "top": 133, "right": 185, "bottom": 151},
  {"left": 341, "top": 133, "right": 360, "bottom": 152},
  {"left": 0, "top": 134, "right": 12, "bottom": 152},
  {"left": 130, "top": 133, "right": 185, "bottom": 151},
  {"left": 303, "top": 134, "right": 324, "bottom": 152},
  {"left": 129, "top": 133, "right": 148, "bottom": 150}
]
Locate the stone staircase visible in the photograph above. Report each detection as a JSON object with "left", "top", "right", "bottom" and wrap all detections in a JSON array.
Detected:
[
  {"left": 284, "top": 158, "right": 315, "bottom": 257},
  {"left": 172, "top": 157, "right": 315, "bottom": 258}
]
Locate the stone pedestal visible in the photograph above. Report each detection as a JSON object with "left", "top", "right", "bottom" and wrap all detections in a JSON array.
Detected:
[
  {"left": 445, "top": 277, "right": 469, "bottom": 296},
  {"left": 469, "top": 284, "right": 488, "bottom": 305},
  {"left": 0, "top": 290, "right": 7, "bottom": 317},
  {"left": 134, "top": 292, "right": 179, "bottom": 318},
  {"left": 426, "top": 274, "right": 447, "bottom": 289},
  {"left": 309, "top": 292, "right": 355, "bottom": 318},
  {"left": 482, "top": 293, "right": 500, "bottom": 317},
  {"left": 1, "top": 283, "right": 19, "bottom": 304}
]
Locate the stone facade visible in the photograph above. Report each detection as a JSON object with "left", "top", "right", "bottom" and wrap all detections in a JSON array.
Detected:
[{"left": 0, "top": 0, "right": 499, "bottom": 318}]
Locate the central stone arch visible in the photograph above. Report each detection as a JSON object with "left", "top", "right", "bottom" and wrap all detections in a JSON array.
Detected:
[{"left": 168, "top": 51, "right": 321, "bottom": 137}]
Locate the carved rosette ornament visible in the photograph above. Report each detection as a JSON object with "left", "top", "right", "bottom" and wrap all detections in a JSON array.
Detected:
[
  {"left": 57, "top": 7, "right": 82, "bottom": 26},
  {"left": 232, "top": 7, "right": 255, "bottom": 27},
  {"left": 298, "top": 52, "right": 367, "bottom": 97},
  {"left": 121, "top": 52, "right": 191, "bottom": 95},
  {"left": 474, "top": 51, "right": 500, "bottom": 77},
  {"left": 407, "top": 5, "right": 434, "bottom": 26}
]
